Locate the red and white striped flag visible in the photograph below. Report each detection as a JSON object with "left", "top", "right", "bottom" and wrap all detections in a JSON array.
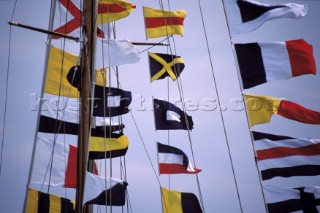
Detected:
[{"left": 253, "top": 131, "right": 320, "bottom": 180}]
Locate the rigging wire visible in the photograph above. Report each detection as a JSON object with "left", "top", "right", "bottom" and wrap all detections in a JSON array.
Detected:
[
  {"left": 105, "top": 12, "right": 114, "bottom": 213},
  {"left": 159, "top": 0, "right": 173, "bottom": 190},
  {"left": 100, "top": 27, "right": 166, "bottom": 197},
  {"left": 97, "top": 3, "right": 131, "bottom": 212},
  {"left": 196, "top": 0, "right": 247, "bottom": 212},
  {"left": 52, "top": 0, "right": 83, "bottom": 203},
  {"left": 108, "top": 65, "right": 159, "bottom": 213},
  {"left": 29, "top": 0, "right": 91, "bottom": 210},
  {"left": 156, "top": 2, "right": 174, "bottom": 212},
  {"left": 166, "top": 0, "right": 206, "bottom": 209},
  {"left": 23, "top": 0, "right": 60, "bottom": 211},
  {"left": 38, "top": 0, "right": 82, "bottom": 204},
  {"left": 169, "top": 38, "right": 206, "bottom": 213},
  {"left": 33, "top": 16, "right": 82, "bottom": 198},
  {"left": 0, "top": 0, "right": 18, "bottom": 176},
  {"left": 152, "top": 0, "right": 206, "bottom": 212},
  {"left": 220, "top": 1, "right": 270, "bottom": 212},
  {"left": 129, "top": 110, "right": 163, "bottom": 188},
  {"left": 138, "top": 37, "right": 169, "bottom": 54},
  {"left": 48, "top": 28, "right": 69, "bottom": 195},
  {"left": 92, "top": 2, "right": 116, "bottom": 212}
]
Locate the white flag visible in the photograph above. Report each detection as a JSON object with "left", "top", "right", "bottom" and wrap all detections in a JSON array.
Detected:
[{"left": 97, "top": 39, "right": 140, "bottom": 67}]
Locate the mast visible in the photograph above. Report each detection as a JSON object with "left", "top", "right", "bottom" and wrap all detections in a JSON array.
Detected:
[{"left": 76, "top": 0, "right": 97, "bottom": 212}]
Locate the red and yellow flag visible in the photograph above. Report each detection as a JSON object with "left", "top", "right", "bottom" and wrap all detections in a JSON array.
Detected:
[
  {"left": 98, "top": 0, "right": 136, "bottom": 23},
  {"left": 244, "top": 94, "right": 320, "bottom": 126},
  {"left": 53, "top": 0, "right": 135, "bottom": 39},
  {"left": 143, "top": 7, "right": 186, "bottom": 39}
]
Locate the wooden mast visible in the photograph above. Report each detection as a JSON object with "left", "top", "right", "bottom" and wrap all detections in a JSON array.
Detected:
[{"left": 76, "top": 0, "right": 97, "bottom": 212}]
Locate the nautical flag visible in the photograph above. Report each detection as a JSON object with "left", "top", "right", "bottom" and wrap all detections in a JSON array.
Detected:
[
  {"left": 148, "top": 52, "right": 185, "bottom": 81},
  {"left": 45, "top": 46, "right": 80, "bottom": 98},
  {"left": 89, "top": 133, "right": 129, "bottom": 159},
  {"left": 93, "top": 86, "right": 132, "bottom": 117},
  {"left": 36, "top": 123, "right": 126, "bottom": 157},
  {"left": 161, "top": 187, "right": 203, "bottom": 213},
  {"left": 253, "top": 131, "right": 320, "bottom": 180},
  {"left": 38, "top": 115, "right": 124, "bottom": 136},
  {"left": 223, "top": 0, "right": 307, "bottom": 36},
  {"left": 235, "top": 39, "right": 316, "bottom": 89},
  {"left": 31, "top": 137, "right": 98, "bottom": 188},
  {"left": 157, "top": 142, "right": 201, "bottom": 174},
  {"left": 41, "top": 93, "right": 122, "bottom": 127},
  {"left": 153, "top": 99, "right": 193, "bottom": 130},
  {"left": 83, "top": 172, "right": 128, "bottom": 206},
  {"left": 45, "top": 46, "right": 106, "bottom": 98},
  {"left": 46, "top": 48, "right": 131, "bottom": 116},
  {"left": 143, "top": 7, "right": 186, "bottom": 39},
  {"left": 96, "top": 0, "right": 136, "bottom": 24},
  {"left": 264, "top": 185, "right": 320, "bottom": 213},
  {"left": 53, "top": 0, "right": 135, "bottom": 39},
  {"left": 26, "top": 188, "right": 75, "bottom": 213},
  {"left": 244, "top": 94, "right": 320, "bottom": 126},
  {"left": 96, "top": 39, "right": 140, "bottom": 68},
  {"left": 252, "top": 130, "right": 294, "bottom": 141}
]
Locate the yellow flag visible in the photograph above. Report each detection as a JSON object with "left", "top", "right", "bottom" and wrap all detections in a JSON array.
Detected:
[
  {"left": 161, "top": 187, "right": 183, "bottom": 213},
  {"left": 143, "top": 7, "right": 186, "bottom": 39},
  {"left": 45, "top": 46, "right": 106, "bottom": 98},
  {"left": 244, "top": 94, "right": 281, "bottom": 126}
]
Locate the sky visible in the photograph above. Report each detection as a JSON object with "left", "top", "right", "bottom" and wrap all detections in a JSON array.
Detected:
[{"left": 1, "top": 0, "right": 320, "bottom": 213}]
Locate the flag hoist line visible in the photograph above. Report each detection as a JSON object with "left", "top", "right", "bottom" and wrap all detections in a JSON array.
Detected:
[
  {"left": 113, "top": 19, "right": 166, "bottom": 207},
  {"left": 98, "top": 9, "right": 157, "bottom": 210},
  {"left": 168, "top": 43, "right": 206, "bottom": 212},
  {"left": 97, "top": 15, "right": 129, "bottom": 211},
  {"left": 220, "top": 0, "right": 274, "bottom": 212},
  {"left": 98, "top": 4, "right": 181, "bottom": 212},
  {"left": 154, "top": 0, "right": 205, "bottom": 212}
]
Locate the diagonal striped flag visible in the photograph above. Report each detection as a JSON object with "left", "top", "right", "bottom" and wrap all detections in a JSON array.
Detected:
[
  {"left": 84, "top": 172, "right": 128, "bottom": 206},
  {"left": 53, "top": 0, "right": 135, "bottom": 39},
  {"left": 148, "top": 52, "right": 185, "bottom": 81}
]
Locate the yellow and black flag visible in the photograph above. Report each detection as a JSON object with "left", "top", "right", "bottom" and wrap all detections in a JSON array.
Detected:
[
  {"left": 89, "top": 132, "right": 129, "bottom": 159},
  {"left": 26, "top": 188, "right": 75, "bottom": 213},
  {"left": 161, "top": 187, "right": 202, "bottom": 213},
  {"left": 45, "top": 46, "right": 107, "bottom": 98},
  {"left": 148, "top": 52, "right": 185, "bottom": 81}
]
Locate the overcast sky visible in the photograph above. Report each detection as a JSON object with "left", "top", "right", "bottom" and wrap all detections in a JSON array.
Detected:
[{"left": 1, "top": 0, "right": 320, "bottom": 212}]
